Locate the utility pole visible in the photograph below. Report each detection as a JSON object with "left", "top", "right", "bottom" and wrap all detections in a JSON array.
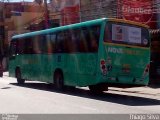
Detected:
[
  {"left": 0, "top": 1, "right": 5, "bottom": 76},
  {"left": 35, "top": 0, "right": 50, "bottom": 29},
  {"left": 44, "top": 0, "right": 49, "bottom": 28}
]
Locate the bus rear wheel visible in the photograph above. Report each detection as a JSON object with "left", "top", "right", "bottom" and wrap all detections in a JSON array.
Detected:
[
  {"left": 89, "top": 83, "right": 108, "bottom": 93},
  {"left": 54, "top": 71, "right": 64, "bottom": 91},
  {"left": 16, "top": 69, "right": 25, "bottom": 84}
]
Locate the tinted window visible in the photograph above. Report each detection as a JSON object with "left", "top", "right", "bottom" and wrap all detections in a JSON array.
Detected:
[
  {"left": 104, "top": 22, "right": 150, "bottom": 47},
  {"left": 32, "top": 35, "right": 43, "bottom": 54},
  {"left": 9, "top": 40, "right": 16, "bottom": 56},
  {"left": 55, "top": 30, "right": 77, "bottom": 53},
  {"left": 23, "top": 37, "right": 34, "bottom": 54},
  {"left": 87, "top": 25, "right": 100, "bottom": 52},
  {"left": 56, "top": 32, "right": 65, "bottom": 53},
  {"left": 15, "top": 38, "right": 32, "bottom": 54},
  {"left": 49, "top": 34, "right": 56, "bottom": 53},
  {"left": 12, "top": 25, "right": 100, "bottom": 54},
  {"left": 71, "top": 25, "right": 100, "bottom": 53}
]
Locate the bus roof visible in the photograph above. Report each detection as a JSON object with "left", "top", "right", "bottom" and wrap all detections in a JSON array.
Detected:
[
  {"left": 12, "top": 18, "right": 107, "bottom": 40},
  {"left": 12, "top": 18, "right": 149, "bottom": 40}
]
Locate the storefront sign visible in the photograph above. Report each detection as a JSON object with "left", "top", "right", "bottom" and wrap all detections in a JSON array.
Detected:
[
  {"left": 120, "top": 0, "right": 156, "bottom": 28},
  {"left": 60, "top": 1, "right": 80, "bottom": 26}
]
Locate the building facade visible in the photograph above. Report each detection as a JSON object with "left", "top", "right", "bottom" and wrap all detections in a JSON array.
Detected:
[
  {"left": 1, "top": 0, "right": 160, "bottom": 82},
  {"left": 80, "top": 0, "right": 117, "bottom": 21},
  {"left": 80, "top": 0, "right": 157, "bottom": 29},
  {"left": 0, "top": 2, "right": 45, "bottom": 70}
]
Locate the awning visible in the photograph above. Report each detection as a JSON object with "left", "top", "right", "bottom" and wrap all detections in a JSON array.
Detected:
[{"left": 150, "top": 29, "right": 160, "bottom": 34}]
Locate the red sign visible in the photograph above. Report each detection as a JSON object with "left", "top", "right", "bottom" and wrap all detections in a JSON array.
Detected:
[
  {"left": 120, "top": 0, "right": 156, "bottom": 28},
  {"left": 61, "top": 5, "right": 80, "bottom": 26}
]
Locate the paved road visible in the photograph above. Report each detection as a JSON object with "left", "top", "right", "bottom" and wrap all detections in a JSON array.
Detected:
[{"left": 0, "top": 74, "right": 160, "bottom": 114}]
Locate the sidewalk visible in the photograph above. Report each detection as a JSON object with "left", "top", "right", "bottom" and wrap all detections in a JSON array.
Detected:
[
  {"left": 109, "top": 86, "right": 160, "bottom": 97},
  {"left": 3, "top": 72, "right": 9, "bottom": 76}
]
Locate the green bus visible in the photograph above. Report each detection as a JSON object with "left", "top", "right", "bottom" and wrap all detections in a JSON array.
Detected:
[{"left": 9, "top": 18, "right": 150, "bottom": 92}]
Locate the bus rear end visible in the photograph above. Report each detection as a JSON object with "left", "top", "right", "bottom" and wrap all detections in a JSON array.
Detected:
[{"left": 100, "top": 20, "right": 150, "bottom": 86}]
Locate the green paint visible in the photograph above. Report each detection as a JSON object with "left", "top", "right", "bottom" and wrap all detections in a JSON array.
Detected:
[{"left": 9, "top": 18, "right": 150, "bottom": 87}]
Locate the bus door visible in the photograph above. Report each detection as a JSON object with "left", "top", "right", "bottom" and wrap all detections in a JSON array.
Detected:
[{"left": 16, "top": 37, "right": 42, "bottom": 81}]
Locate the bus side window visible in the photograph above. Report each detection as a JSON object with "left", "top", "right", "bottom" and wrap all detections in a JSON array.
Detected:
[
  {"left": 64, "top": 31, "right": 72, "bottom": 53},
  {"left": 88, "top": 26, "right": 100, "bottom": 52},
  {"left": 79, "top": 27, "right": 89, "bottom": 52},
  {"left": 70, "top": 30, "right": 79, "bottom": 53},
  {"left": 73, "top": 29, "right": 81, "bottom": 53},
  {"left": 9, "top": 40, "right": 16, "bottom": 57},
  {"left": 48, "top": 33, "right": 56, "bottom": 54},
  {"left": 24, "top": 37, "right": 34, "bottom": 54},
  {"left": 16, "top": 38, "right": 25, "bottom": 54},
  {"left": 32, "top": 35, "right": 42, "bottom": 54},
  {"left": 56, "top": 32, "right": 65, "bottom": 53},
  {"left": 104, "top": 24, "right": 111, "bottom": 43}
]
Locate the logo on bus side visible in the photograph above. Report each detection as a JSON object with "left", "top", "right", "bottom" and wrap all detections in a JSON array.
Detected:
[
  {"left": 108, "top": 47, "right": 123, "bottom": 54},
  {"left": 107, "top": 47, "right": 141, "bottom": 55}
]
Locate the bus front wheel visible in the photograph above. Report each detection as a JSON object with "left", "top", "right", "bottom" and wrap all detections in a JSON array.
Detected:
[
  {"left": 16, "top": 69, "right": 25, "bottom": 84},
  {"left": 54, "top": 71, "right": 64, "bottom": 91},
  {"left": 0, "top": 71, "right": 3, "bottom": 77}
]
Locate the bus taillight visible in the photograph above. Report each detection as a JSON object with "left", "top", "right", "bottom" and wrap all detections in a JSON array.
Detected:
[
  {"left": 145, "top": 64, "right": 150, "bottom": 73},
  {"left": 101, "top": 60, "right": 106, "bottom": 65},
  {"left": 142, "top": 64, "right": 150, "bottom": 78},
  {"left": 100, "top": 59, "right": 107, "bottom": 75}
]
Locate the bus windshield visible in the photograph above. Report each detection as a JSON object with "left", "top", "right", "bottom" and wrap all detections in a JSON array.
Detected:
[{"left": 104, "top": 21, "right": 150, "bottom": 47}]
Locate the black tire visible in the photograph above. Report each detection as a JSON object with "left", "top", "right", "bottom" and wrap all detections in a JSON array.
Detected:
[
  {"left": 16, "top": 69, "right": 25, "bottom": 84},
  {"left": 0, "top": 63, "right": 3, "bottom": 77},
  {"left": 89, "top": 85, "right": 103, "bottom": 93},
  {"left": 54, "top": 71, "right": 64, "bottom": 91},
  {"left": 65, "top": 86, "right": 76, "bottom": 91},
  {"left": 0, "top": 71, "right": 3, "bottom": 77},
  {"left": 89, "top": 84, "right": 108, "bottom": 93}
]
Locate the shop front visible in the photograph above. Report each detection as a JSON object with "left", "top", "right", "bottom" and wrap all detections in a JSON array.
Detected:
[{"left": 150, "top": 29, "right": 160, "bottom": 84}]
